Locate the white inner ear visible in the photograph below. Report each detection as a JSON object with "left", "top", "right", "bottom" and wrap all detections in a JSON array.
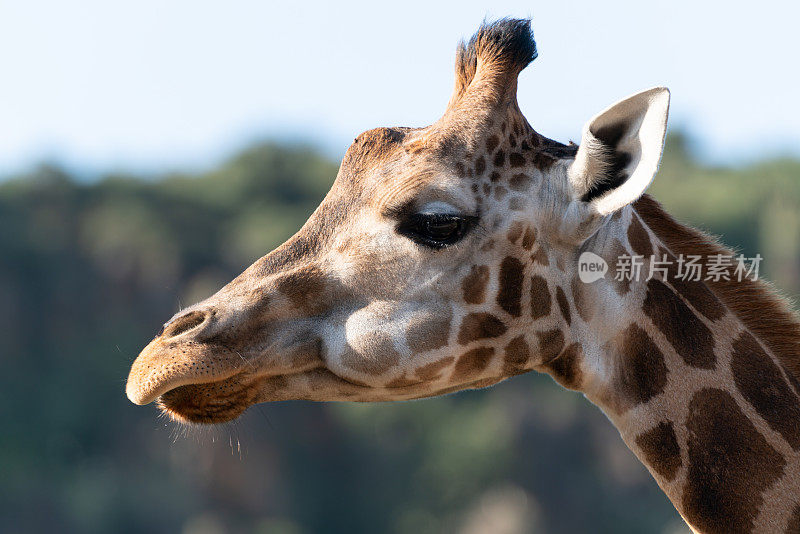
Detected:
[{"left": 570, "top": 87, "right": 670, "bottom": 216}]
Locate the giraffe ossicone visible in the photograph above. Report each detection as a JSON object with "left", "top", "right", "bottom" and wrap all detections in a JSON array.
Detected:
[{"left": 126, "top": 18, "right": 800, "bottom": 533}]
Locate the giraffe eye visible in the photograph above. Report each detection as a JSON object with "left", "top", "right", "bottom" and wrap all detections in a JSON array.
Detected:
[{"left": 397, "top": 213, "right": 477, "bottom": 250}]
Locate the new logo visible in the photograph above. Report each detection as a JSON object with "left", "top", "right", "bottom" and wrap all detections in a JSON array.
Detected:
[{"left": 578, "top": 252, "right": 608, "bottom": 283}]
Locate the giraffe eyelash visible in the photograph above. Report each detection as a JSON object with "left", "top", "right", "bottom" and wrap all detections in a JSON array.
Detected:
[{"left": 396, "top": 212, "right": 479, "bottom": 250}]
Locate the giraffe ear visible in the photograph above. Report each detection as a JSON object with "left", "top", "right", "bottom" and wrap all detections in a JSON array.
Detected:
[{"left": 568, "top": 87, "right": 670, "bottom": 215}]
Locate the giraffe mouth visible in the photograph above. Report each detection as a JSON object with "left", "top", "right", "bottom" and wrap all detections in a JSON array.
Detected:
[
  {"left": 129, "top": 342, "right": 323, "bottom": 424},
  {"left": 129, "top": 332, "right": 508, "bottom": 424},
  {"left": 156, "top": 373, "right": 257, "bottom": 424},
  {"left": 125, "top": 337, "right": 247, "bottom": 407},
  {"left": 154, "top": 363, "right": 327, "bottom": 424},
  {"left": 154, "top": 365, "right": 513, "bottom": 424}
]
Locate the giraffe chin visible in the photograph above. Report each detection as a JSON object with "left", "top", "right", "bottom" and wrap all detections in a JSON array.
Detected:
[{"left": 156, "top": 374, "right": 256, "bottom": 425}]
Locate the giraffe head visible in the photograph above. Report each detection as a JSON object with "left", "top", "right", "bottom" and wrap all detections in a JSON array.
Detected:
[{"left": 125, "top": 19, "right": 670, "bottom": 424}]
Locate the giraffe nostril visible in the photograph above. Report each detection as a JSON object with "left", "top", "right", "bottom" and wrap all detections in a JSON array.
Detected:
[{"left": 161, "top": 310, "right": 208, "bottom": 339}]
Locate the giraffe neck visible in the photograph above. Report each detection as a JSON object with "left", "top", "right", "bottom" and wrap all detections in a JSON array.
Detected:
[{"left": 542, "top": 206, "right": 800, "bottom": 533}]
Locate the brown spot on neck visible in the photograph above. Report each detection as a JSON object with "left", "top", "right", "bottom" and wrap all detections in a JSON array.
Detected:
[
  {"left": 731, "top": 331, "right": 800, "bottom": 449},
  {"left": 606, "top": 323, "right": 668, "bottom": 414},
  {"left": 661, "top": 248, "right": 726, "bottom": 321},
  {"left": 634, "top": 421, "right": 681, "bottom": 482},
  {"left": 682, "top": 388, "right": 785, "bottom": 534},
  {"left": 627, "top": 213, "right": 652, "bottom": 257},
  {"left": 643, "top": 278, "right": 715, "bottom": 369}
]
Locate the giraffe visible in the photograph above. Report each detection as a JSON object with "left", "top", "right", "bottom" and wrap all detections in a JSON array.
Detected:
[{"left": 125, "top": 19, "right": 800, "bottom": 533}]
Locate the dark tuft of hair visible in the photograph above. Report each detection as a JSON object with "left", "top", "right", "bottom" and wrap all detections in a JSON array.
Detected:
[{"left": 456, "top": 18, "right": 537, "bottom": 84}]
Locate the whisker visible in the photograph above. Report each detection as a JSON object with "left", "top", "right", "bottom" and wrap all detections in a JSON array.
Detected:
[{"left": 234, "top": 350, "right": 257, "bottom": 372}]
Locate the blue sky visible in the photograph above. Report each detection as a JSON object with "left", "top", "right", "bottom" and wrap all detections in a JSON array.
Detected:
[{"left": 1, "top": 0, "right": 799, "bottom": 177}]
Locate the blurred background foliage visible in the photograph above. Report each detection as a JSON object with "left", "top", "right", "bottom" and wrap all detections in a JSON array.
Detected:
[{"left": 1, "top": 134, "right": 798, "bottom": 534}]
